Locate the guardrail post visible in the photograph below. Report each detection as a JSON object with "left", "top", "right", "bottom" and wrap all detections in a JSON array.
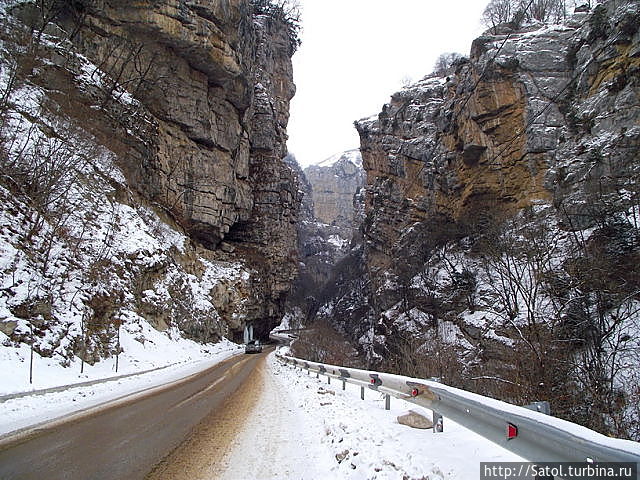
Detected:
[
  {"left": 339, "top": 369, "right": 350, "bottom": 392},
  {"left": 361, "top": 386, "right": 364, "bottom": 400},
  {"left": 385, "top": 394, "right": 390, "bottom": 410},
  {"left": 327, "top": 375, "right": 331, "bottom": 384},
  {"left": 430, "top": 377, "right": 444, "bottom": 433},
  {"left": 434, "top": 414, "right": 443, "bottom": 433}
]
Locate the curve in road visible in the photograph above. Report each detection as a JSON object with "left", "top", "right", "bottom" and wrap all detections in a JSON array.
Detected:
[{"left": 0, "top": 349, "right": 268, "bottom": 480}]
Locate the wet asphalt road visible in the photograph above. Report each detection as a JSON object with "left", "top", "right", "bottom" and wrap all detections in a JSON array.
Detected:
[{"left": 0, "top": 349, "right": 267, "bottom": 480}]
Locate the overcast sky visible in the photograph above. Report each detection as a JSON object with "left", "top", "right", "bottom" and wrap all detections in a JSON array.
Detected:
[{"left": 287, "top": 0, "right": 489, "bottom": 167}]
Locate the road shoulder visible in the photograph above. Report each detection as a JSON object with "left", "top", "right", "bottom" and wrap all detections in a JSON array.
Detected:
[{"left": 146, "top": 351, "right": 333, "bottom": 480}]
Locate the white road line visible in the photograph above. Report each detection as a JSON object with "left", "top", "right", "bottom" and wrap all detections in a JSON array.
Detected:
[{"left": 170, "top": 375, "right": 228, "bottom": 411}]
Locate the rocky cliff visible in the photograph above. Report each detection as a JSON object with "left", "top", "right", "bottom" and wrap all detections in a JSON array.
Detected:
[
  {"left": 281, "top": 151, "right": 364, "bottom": 328},
  {"left": 278, "top": 151, "right": 366, "bottom": 365},
  {"left": 318, "top": 1, "right": 640, "bottom": 438},
  {"left": 303, "top": 149, "right": 365, "bottom": 240},
  {"left": 0, "top": 0, "right": 300, "bottom": 366},
  {"left": 66, "top": 0, "right": 300, "bottom": 338}
]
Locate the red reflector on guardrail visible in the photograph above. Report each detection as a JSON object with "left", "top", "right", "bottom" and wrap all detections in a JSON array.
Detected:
[{"left": 507, "top": 423, "right": 518, "bottom": 440}]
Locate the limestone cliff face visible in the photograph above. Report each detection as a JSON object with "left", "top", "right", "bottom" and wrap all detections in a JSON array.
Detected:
[
  {"left": 282, "top": 152, "right": 363, "bottom": 327},
  {"left": 1, "top": 0, "right": 300, "bottom": 342},
  {"left": 74, "top": 0, "right": 299, "bottom": 337},
  {"left": 354, "top": 1, "right": 640, "bottom": 305},
  {"left": 50, "top": 0, "right": 258, "bottom": 244},
  {"left": 303, "top": 150, "right": 365, "bottom": 241},
  {"left": 74, "top": 0, "right": 301, "bottom": 337}
]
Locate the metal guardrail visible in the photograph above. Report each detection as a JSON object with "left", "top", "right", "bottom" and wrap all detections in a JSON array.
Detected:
[
  {"left": 276, "top": 352, "right": 640, "bottom": 478},
  {"left": 0, "top": 362, "right": 180, "bottom": 404}
]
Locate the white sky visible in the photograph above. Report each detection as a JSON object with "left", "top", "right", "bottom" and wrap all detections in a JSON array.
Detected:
[{"left": 287, "top": 0, "right": 489, "bottom": 167}]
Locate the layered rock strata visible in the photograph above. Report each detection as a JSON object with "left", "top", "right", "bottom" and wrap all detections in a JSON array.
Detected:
[
  {"left": 303, "top": 149, "right": 365, "bottom": 240},
  {"left": 309, "top": 3, "right": 640, "bottom": 438},
  {"left": 282, "top": 151, "right": 365, "bottom": 327},
  {"left": 316, "top": 0, "right": 640, "bottom": 439},
  {"left": 351, "top": 1, "right": 640, "bottom": 340},
  {"left": 72, "top": 0, "right": 300, "bottom": 337}
]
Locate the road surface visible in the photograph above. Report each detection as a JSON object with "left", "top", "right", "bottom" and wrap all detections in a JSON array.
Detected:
[
  {"left": 146, "top": 351, "right": 328, "bottom": 480},
  {"left": 0, "top": 349, "right": 267, "bottom": 480}
]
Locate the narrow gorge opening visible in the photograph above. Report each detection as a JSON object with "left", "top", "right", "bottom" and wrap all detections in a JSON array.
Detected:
[{"left": 0, "top": 0, "right": 639, "bottom": 448}]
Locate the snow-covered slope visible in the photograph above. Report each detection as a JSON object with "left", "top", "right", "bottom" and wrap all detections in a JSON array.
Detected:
[
  {"left": 0, "top": 52, "right": 251, "bottom": 391},
  {"left": 268, "top": 352, "right": 523, "bottom": 479},
  {"left": 0, "top": 1, "right": 292, "bottom": 395}
]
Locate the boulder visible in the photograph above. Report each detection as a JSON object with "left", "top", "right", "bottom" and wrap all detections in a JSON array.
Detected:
[{"left": 397, "top": 410, "right": 434, "bottom": 430}]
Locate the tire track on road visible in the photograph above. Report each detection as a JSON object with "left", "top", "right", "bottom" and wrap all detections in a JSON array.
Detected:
[{"left": 145, "top": 354, "right": 266, "bottom": 480}]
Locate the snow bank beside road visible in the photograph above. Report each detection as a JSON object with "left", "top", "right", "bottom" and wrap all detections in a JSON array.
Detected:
[
  {"left": 270, "top": 352, "right": 523, "bottom": 479},
  {"left": 0, "top": 339, "right": 242, "bottom": 437},
  {"left": 0, "top": 325, "right": 240, "bottom": 396}
]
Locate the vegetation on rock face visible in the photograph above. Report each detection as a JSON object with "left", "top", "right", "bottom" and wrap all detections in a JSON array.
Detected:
[
  {"left": 481, "top": 0, "right": 574, "bottom": 30},
  {"left": 1, "top": 0, "right": 300, "bottom": 381},
  {"left": 251, "top": 0, "right": 301, "bottom": 53},
  {"left": 432, "top": 52, "right": 467, "bottom": 77}
]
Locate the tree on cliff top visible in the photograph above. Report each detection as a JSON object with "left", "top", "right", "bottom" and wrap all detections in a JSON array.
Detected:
[
  {"left": 433, "top": 52, "right": 466, "bottom": 76},
  {"left": 481, "top": 0, "right": 572, "bottom": 30}
]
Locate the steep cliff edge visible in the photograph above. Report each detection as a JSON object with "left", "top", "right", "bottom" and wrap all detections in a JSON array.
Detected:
[
  {"left": 320, "top": 1, "right": 640, "bottom": 438},
  {"left": 62, "top": 0, "right": 300, "bottom": 337},
  {"left": 0, "top": 0, "right": 300, "bottom": 375}
]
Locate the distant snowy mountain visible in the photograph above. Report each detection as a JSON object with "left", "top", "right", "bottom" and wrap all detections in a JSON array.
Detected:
[
  {"left": 316, "top": 149, "right": 363, "bottom": 168},
  {"left": 304, "top": 150, "right": 364, "bottom": 233}
]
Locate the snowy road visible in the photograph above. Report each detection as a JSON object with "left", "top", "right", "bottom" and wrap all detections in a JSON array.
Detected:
[
  {"left": 147, "top": 351, "right": 332, "bottom": 480},
  {"left": 0, "top": 352, "right": 263, "bottom": 480},
  {"left": 1, "top": 348, "right": 524, "bottom": 480},
  {"left": 150, "top": 350, "right": 523, "bottom": 479}
]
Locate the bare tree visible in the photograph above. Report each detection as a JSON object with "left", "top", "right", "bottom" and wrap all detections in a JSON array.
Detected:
[
  {"left": 482, "top": 0, "right": 519, "bottom": 29},
  {"left": 291, "top": 320, "right": 362, "bottom": 367},
  {"left": 433, "top": 52, "right": 466, "bottom": 76},
  {"left": 482, "top": 0, "right": 570, "bottom": 30},
  {"left": 529, "top": 0, "right": 568, "bottom": 22},
  {"left": 251, "top": 0, "right": 302, "bottom": 52},
  {"left": 475, "top": 207, "right": 571, "bottom": 402}
]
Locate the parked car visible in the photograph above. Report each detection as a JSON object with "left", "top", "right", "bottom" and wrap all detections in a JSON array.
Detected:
[{"left": 245, "top": 340, "right": 263, "bottom": 354}]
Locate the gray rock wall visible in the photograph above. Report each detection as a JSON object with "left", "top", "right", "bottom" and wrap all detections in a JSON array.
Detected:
[
  {"left": 1, "top": 0, "right": 301, "bottom": 341},
  {"left": 348, "top": 0, "right": 640, "bottom": 355},
  {"left": 312, "top": 1, "right": 640, "bottom": 438},
  {"left": 303, "top": 150, "right": 365, "bottom": 240}
]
